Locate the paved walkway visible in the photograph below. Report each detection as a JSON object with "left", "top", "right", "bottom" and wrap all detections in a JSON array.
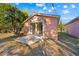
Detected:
[{"left": 0, "top": 33, "right": 79, "bottom": 56}]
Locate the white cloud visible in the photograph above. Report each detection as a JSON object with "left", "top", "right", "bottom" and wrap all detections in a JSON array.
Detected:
[
  {"left": 63, "top": 5, "right": 68, "bottom": 8},
  {"left": 51, "top": 7, "right": 55, "bottom": 10},
  {"left": 48, "top": 9, "right": 52, "bottom": 13},
  {"left": 43, "top": 7, "right": 47, "bottom": 10},
  {"left": 36, "top": 3, "right": 45, "bottom": 7},
  {"left": 63, "top": 10, "right": 70, "bottom": 14},
  {"left": 71, "top": 4, "right": 76, "bottom": 8}
]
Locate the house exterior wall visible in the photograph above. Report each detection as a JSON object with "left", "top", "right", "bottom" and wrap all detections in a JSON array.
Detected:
[
  {"left": 23, "top": 15, "right": 58, "bottom": 40},
  {"left": 65, "top": 20, "right": 79, "bottom": 38},
  {"left": 43, "top": 16, "right": 58, "bottom": 40}
]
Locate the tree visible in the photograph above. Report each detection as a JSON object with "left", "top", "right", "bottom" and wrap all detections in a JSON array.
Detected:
[
  {"left": 0, "top": 3, "right": 29, "bottom": 35},
  {"left": 58, "top": 21, "right": 65, "bottom": 32}
]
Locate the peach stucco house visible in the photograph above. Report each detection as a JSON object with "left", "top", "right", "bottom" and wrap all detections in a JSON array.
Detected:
[
  {"left": 22, "top": 14, "right": 59, "bottom": 40},
  {"left": 65, "top": 16, "right": 79, "bottom": 38}
]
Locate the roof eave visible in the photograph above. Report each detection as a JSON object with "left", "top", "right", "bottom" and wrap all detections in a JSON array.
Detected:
[{"left": 22, "top": 14, "right": 60, "bottom": 24}]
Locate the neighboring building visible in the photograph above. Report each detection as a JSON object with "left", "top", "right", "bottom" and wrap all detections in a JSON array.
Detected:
[
  {"left": 22, "top": 14, "right": 59, "bottom": 40},
  {"left": 65, "top": 16, "right": 79, "bottom": 38}
]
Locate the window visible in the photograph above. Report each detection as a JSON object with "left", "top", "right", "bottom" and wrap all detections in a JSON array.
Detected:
[{"left": 30, "top": 22, "right": 43, "bottom": 36}]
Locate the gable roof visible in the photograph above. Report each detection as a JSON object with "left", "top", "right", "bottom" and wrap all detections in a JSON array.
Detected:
[
  {"left": 65, "top": 16, "right": 79, "bottom": 26},
  {"left": 22, "top": 13, "right": 60, "bottom": 24}
]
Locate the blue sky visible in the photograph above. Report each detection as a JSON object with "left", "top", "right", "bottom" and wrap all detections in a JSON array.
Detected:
[{"left": 10, "top": 3, "right": 79, "bottom": 24}]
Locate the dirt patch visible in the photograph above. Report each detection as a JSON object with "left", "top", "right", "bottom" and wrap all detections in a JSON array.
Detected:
[{"left": 0, "top": 33, "right": 15, "bottom": 39}]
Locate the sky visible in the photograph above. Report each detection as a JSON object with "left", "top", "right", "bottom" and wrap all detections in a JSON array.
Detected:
[{"left": 10, "top": 3, "right": 79, "bottom": 24}]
